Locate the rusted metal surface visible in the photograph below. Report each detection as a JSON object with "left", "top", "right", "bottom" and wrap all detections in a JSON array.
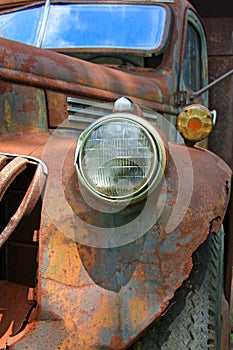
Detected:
[
  {"left": 0, "top": 133, "right": 230, "bottom": 349},
  {"left": 0, "top": 81, "right": 48, "bottom": 136},
  {"left": 0, "top": 38, "right": 162, "bottom": 100},
  {"left": 0, "top": 281, "right": 35, "bottom": 349},
  {"left": 0, "top": 48, "right": 174, "bottom": 116},
  {"left": 0, "top": 157, "right": 28, "bottom": 201},
  {"left": 0, "top": 0, "right": 231, "bottom": 348},
  {"left": 0, "top": 158, "right": 47, "bottom": 248},
  {"left": 0, "top": 133, "right": 49, "bottom": 155},
  {"left": 0, "top": 156, "right": 7, "bottom": 171},
  {"left": 0, "top": 0, "right": 37, "bottom": 10},
  {"left": 46, "top": 90, "right": 68, "bottom": 128}
]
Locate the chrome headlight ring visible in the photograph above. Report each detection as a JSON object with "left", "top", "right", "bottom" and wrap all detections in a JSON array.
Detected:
[{"left": 75, "top": 112, "right": 167, "bottom": 205}]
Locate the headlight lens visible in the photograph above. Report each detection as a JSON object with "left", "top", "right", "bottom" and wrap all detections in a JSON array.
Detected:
[{"left": 75, "top": 113, "right": 166, "bottom": 203}]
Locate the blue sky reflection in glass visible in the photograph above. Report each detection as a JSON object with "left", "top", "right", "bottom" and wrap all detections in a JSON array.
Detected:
[
  {"left": 0, "top": 7, "right": 43, "bottom": 45},
  {"left": 42, "top": 5, "right": 167, "bottom": 51}
]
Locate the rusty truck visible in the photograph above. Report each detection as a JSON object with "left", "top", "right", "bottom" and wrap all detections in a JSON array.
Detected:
[{"left": 0, "top": 0, "right": 232, "bottom": 349}]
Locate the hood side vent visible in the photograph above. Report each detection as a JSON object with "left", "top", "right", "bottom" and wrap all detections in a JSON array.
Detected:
[
  {"left": 67, "top": 97, "right": 158, "bottom": 130},
  {"left": 67, "top": 97, "right": 114, "bottom": 126}
]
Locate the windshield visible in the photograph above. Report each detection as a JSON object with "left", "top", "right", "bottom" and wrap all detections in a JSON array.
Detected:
[
  {"left": 43, "top": 4, "right": 167, "bottom": 51},
  {"left": 0, "top": 6, "right": 43, "bottom": 45},
  {"left": 0, "top": 4, "right": 170, "bottom": 53}
]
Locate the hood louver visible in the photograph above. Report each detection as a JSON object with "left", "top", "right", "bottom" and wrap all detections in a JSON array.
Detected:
[
  {"left": 67, "top": 97, "right": 158, "bottom": 130},
  {"left": 67, "top": 97, "right": 114, "bottom": 125}
]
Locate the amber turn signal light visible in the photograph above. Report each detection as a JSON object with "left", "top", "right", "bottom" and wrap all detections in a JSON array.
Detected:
[{"left": 177, "top": 104, "right": 214, "bottom": 143}]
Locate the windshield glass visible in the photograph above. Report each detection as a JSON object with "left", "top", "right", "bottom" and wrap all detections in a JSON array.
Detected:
[
  {"left": 0, "top": 4, "right": 170, "bottom": 54},
  {"left": 0, "top": 6, "right": 43, "bottom": 45},
  {"left": 42, "top": 4, "right": 167, "bottom": 51}
]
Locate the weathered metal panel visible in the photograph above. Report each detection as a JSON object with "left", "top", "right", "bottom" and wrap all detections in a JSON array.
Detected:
[
  {"left": 0, "top": 82, "right": 48, "bottom": 136},
  {"left": 0, "top": 37, "right": 163, "bottom": 102},
  {"left": 46, "top": 90, "right": 68, "bottom": 128},
  {"left": 0, "top": 281, "right": 34, "bottom": 349},
  {"left": 0, "top": 0, "right": 34, "bottom": 10},
  {"left": 0, "top": 133, "right": 230, "bottom": 349},
  {"left": 0, "top": 0, "right": 231, "bottom": 347}
]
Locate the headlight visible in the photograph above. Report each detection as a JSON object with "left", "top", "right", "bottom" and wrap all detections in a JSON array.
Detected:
[{"left": 75, "top": 112, "right": 167, "bottom": 204}]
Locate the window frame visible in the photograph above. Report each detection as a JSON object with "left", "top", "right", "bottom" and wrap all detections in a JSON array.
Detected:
[{"left": 180, "top": 9, "right": 208, "bottom": 106}]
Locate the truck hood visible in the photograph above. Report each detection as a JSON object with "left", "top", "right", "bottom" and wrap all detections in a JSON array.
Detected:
[{"left": 0, "top": 37, "right": 164, "bottom": 106}]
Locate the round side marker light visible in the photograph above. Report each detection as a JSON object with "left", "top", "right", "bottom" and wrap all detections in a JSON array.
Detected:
[{"left": 177, "top": 104, "right": 214, "bottom": 143}]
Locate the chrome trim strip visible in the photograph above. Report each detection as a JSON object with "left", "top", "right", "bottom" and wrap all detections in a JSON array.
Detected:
[
  {"left": 34, "top": 0, "right": 50, "bottom": 47},
  {"left": 0, "top": 152, "right": 48, "bottom": 176},
  {"left": 68, "top": 115, "right": 96, "bottom": 124},
  {"left": 67, "top": 97, "right": 113, "bottom": 111},
  {"left": 68, "top": 106, "right": 106, "bottom": 117}
]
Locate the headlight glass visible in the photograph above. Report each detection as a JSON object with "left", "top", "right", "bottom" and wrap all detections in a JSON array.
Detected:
[{"left": 76, "top": 114, "right": 166, "bottom": 203}]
